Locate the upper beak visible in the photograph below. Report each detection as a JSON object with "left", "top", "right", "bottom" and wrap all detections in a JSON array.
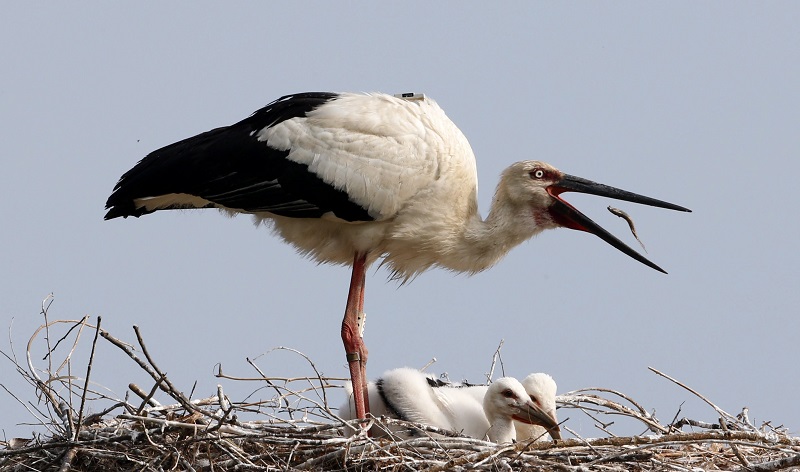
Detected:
[
  {"left": 513, "top": 402, "right": 562, "bottom": 441},
  {"left": 547, "top": 174, "right": 691, "bottom": 274}
]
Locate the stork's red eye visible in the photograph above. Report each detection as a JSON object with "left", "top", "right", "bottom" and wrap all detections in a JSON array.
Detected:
[
  {"left": 529, "top": 395, "right": 539, "bottom": 404},
  {"left": 529, "top": 169, "right": 545, "bottom": 179}
]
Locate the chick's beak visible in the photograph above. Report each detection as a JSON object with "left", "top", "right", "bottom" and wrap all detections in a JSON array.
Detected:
[{"left": 513, "top": 401, "right": 562, "bottom": 441}]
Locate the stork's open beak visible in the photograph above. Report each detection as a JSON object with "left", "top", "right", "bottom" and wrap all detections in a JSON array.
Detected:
[
  {"left": 547, "top": 174, "right": 691, "bottom": 274},
  {"left": 513, "top": 402, "right": 562, "bottom": 441}
]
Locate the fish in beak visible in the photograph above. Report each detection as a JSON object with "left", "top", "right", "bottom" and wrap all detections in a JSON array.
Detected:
[{"left": 547, "top": 174, "right": 691, "bottom": 274}]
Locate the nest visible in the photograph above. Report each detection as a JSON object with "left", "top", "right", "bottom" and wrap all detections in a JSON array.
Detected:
[{"left": 1, "top": 300, "right": 799, "bottom": 471}]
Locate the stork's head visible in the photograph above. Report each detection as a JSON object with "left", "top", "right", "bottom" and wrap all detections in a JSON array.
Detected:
[
  {"left": 520, "top": 373, "right": 561, "bottom": 441},
  {"left": 500, "top": 160, "right": 691, "bottom": 273},
  {"left": 484, "top": 377, "right": 560, "bottom": 439}
]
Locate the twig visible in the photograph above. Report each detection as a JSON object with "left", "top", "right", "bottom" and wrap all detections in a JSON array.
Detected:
[
  {"left": 558, "top": 393, "right": 669, "bottom": 434},
  {"left": 266, "top": 346, "right": 330, "bottom": 408},
  {"left": 244, "top": 357, "right": 291, "bottom": 415},
  {"left": 648, "top": 367, "right": 738, "bottom": 426},
  {"left": 74, "top": 316, "right": 101, "bottom": 441},
  {"left": 570, "top": 387, "right": 651, "bottom": 417},
  {"left": 649, "top": 366, "right": 751, "bottom": 467},
  {"left": 25, "top": 319, "right": 92, "bottom": 433},
  {"left": 132, "top": 376, "right": 166, "bottom": 415},
  {"left": 101, "top": 327, "right": 209, "bottom": 418},
  {"left": 734, "top": 453, "right": 800, "bottom": 472},
  {"left": 214, "top": 367, "right": 347, "bottom": 383},
  {"left": 41, "top": 294, "right": 54, "bottom": 369},
  {"left": 42, "top": 318, "right": 86, "bottom": 364},
  {"left": 667, "top": 401, "right": 685, "bottom": 431},
  {"left": 420, "top": 357, "right": 437, "bottom": 372},
  {"left": 485, "top": 339, "right": 505, "bottom": 382},
  {"left": 563, "top": 425, "right": 601, "bottom": 455},
  {"left": 57, "top": 447, "right": 78, "bottom": 472}
]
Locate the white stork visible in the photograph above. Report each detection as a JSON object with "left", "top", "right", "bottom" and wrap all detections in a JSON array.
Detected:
[
  {"left": 104, "top": 92, "right": 690, "bottom": 422},
  {"left": 341, "top": 367, "right": 559, "bottom": 443},
  {"left": 516, "top": 373, "right": 560, "bottom": 442},
  {"left": 342, "top": 369, "right": 560, "bottom": 442}
]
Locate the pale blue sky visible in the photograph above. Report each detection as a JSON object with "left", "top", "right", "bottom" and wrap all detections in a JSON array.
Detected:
[{"left": 2, "top": 3, "right": 798, "bottom": 439}]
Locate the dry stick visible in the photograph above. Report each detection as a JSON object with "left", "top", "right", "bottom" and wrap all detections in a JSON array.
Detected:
[
  {"left": 733, "top": 453, "right": 800, "bottom": 472},
  {"left": 563, "top": 425, "right": 602, "bottom": 456},
  {"left": 562, "top": 397, "right": 618, "bottom": 436},
  {"left": 114, "top": 412, "right": 268, "bottom": 437},
  {"left": 53, "top": 323, "right": 90, "bottom": 383},
  {"left": 570, "top": 387, "right": 651, "bottom": 417},
  {"left": 667, "top": 401, "right": 685, "bottom": 432},
  {"left": 43, "top": 318, "right": 86, "bottom": 365},
  {"left": 136, "top": 396, "right": 221, "bottom": 415},
  {"left": 738, "top": 407, "right": 755, "bottom": 429},
  {"left": 0, "top": 429, "right": 150, "bottom": 458},
  {"left": 586, "top": 438, "right": 788, "bottom": 470},
  {"left": 133, "top": 375, "right": 167, "bottom": 415},
  {"left": 420, "top": 357, "right": 437, "bottom": 372},
  {"left": 74, "top": 316, "right": 101, "bottom": 441},
  {"left": 51, "top": 319, "right": 90, "bottom": 439},
  {"left": 0, "top": 322, "right": 60, "bottom": 430},
  {"left": 558, "top": 393, "right": 669, "bottom": 434},
  {"left": 239, "top": 351, "right": 338, "bottom": 425},
  {"left": 133, "top": 326, "right": 210, "bottom": 420},
  {"left": 434, "top": 443, "right": 516, "bottom": 471},
  {"left": 25, "top": 320, "right": 86, "bottom": 434},
  {"left": 205, "top": 385, "right": 233, "bottom": 433},
  {"left": 5, "top": 317, "right": 21, "bottom": 372},
  {"left": 648, "top": 367, "right": 738, "bottom": 426},
  {"left": 648, "top": 366, "right": 750, "bottom": 467},
  {"left": 57, "top": 446, "right": 77, "bottom": 472},
  {"left": 244, "top": 357, "right": 293, "bottom": 419},
  {"left": 41, "top": 294, "right": 54, "bottom": 370},
  {"left": 214, "top": 366, "right": 349, "bottom": 383},
  {"left": 80, "top": 401, "right": 128, "bottom": 426},
  {"left": 0, "top": 383, "right": 58, "bottom": 436},
  {"left": 269, "top": 346, "right": 330, "bottom": 407},
  {"left": 672, "top": 417, "right": 722, "bottom": 430},
  {"left": 179, "top": 457, "right": 198, "bottom": 472},
  {"left": 485, "top": 339, "right": 505, "bottom": 383},
  {"left": 100, "top": 328, "right": 207, "bottom": 419}
]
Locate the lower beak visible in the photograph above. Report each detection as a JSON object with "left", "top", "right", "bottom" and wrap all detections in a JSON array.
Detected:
[{"left": 547, "top": 174, "right": 691, "bottom": 274}]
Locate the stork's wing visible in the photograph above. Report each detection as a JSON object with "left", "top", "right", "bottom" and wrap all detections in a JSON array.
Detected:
[{"left": 104, "top": 92, "right": 455, "bottom": 223}]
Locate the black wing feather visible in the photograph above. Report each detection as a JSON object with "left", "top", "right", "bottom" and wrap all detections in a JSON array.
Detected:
[{"left": 104, "top": 92, "right": 373, "bottom": 222}]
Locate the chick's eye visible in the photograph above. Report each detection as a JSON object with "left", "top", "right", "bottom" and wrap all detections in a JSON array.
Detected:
[
  {"left": 502, "top": 389, "right": 515, "bottom": 398},
  {"left": 529, "top": 169, "right": 545, "bottom": 179}
]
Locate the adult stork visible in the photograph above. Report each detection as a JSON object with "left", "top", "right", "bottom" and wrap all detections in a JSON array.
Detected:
[{"left": 104, "top": 91, "right": 690, "bottom": 422}]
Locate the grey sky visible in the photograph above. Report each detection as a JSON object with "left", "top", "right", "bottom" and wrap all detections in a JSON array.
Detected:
[{"left": 2, "top": 3, "right": 798, "bottom": 439}]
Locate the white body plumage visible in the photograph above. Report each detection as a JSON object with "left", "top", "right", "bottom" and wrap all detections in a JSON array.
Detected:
[{"left": 341, "top": 368, "right": 560, "bottom": 444}]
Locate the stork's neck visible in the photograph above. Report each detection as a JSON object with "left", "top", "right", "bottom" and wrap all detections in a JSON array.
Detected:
[
  {"left": 486, "top": 417, "right": 516, "bottom": 444},
  {"left": 458, "top": 190, "right": 543, "bottom": 273},
  {"left": 384, "top": 180, "right": 548, "bottom": 280},
  {"left": 517, "top": 424, "right": 549, "bottom": 442}
]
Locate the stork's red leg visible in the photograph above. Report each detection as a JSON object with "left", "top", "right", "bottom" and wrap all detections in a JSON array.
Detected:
[
  {"left": 342, "top": 254, "right": 370, "bottom": 422},
  {"left": 354, "top": 265, "right": 369, "bottom": 416}
]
